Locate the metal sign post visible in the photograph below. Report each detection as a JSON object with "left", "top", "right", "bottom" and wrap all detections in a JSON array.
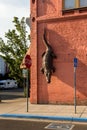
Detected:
[
  {"left": 22, "top": 69, "right": 29, "bottom": 112},
  {"left": 74, "top": 67, "right": 76, "bottom": 114},
  {"left": 74, "top": 58, "right": 78, "bottom": 114},
  {"left": 24, "top": 54, "right": 32, "bottom": 112},
  {"left": 26, "top": 69, "right": 29, "bottom": 112}
]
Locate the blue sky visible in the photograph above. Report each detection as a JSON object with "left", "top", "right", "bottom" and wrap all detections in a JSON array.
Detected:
[{"left": 0, "top": 0, "right": 30, "bottom": 39}]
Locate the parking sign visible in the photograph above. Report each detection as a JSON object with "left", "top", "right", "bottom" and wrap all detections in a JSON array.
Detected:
[{"left": 74, "top": 58, "right": 78, "bottom": 67}]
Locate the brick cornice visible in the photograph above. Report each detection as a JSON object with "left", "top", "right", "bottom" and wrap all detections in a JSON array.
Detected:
[{"left": 36, "top": 13, "right": 87, "bottom": 23}]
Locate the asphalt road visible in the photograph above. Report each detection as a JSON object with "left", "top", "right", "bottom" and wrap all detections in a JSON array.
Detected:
[
  {"left": 0, "top": 119, "right": 87, "bottom": 130},
  {"left": 0, "top": 88, "right": 24, "bottom": 100}
]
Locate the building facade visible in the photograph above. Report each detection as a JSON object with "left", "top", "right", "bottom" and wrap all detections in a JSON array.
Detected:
[{"left": 30, "top": 0, "right": 87, "bottom": 104}]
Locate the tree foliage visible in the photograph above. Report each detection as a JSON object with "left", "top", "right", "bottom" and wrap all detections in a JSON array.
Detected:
[{"left": 0, "top": 17, "right": 30, "bottom": 86}]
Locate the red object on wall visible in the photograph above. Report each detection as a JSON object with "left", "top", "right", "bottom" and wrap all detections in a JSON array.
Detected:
[{"left": 25, "top": 55, "right": 32, "bottom": 69}]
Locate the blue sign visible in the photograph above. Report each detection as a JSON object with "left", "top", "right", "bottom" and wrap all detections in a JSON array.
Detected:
[{"left": 74, "top": 58, "right": 78, "bottom": 67}]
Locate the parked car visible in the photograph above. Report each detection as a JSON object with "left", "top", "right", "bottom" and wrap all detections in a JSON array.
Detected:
[{"left": 0, "top": 79, "right": 18, "bottom": 89}]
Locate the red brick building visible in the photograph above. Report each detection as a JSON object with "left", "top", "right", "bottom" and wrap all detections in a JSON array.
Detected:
[{"left": 29, "top": 0, "right": 87, "bottom": 104}]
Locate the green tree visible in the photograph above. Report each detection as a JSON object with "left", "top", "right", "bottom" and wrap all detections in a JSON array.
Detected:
[{"left": 0, "top": 17, "right": 30, "bottom": 87}]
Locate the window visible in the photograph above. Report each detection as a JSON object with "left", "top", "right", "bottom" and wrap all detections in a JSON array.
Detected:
[
  {"left": 64, "top": 0, "right": 75, "bottom": 9},
  {"left": 63, "top": 0, "right": 87, "bottom": 10},
  {"left": 80, "top": 0, "right": 87, "bottom": 7}
]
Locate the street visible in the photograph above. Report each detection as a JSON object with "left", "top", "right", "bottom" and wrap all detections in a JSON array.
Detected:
[
  {"left": 0, "top": 119, "right": 87, "bottom": 130},
  {"left": 0, "top": 88, "right": 24, "bottom": 100}
]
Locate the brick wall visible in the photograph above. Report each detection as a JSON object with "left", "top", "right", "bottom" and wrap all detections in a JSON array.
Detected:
[{"left": 30, "top": 0, "right": 87, "bottom": 104}]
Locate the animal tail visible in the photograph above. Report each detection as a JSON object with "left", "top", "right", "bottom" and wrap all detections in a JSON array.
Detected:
[{"left": 42, "top": 28, "right": 51, "bottom": 48}]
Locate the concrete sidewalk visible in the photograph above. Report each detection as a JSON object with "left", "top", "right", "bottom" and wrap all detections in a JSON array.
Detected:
[{"left": 0, "top": 98, "right": 87, "bottom": 122}]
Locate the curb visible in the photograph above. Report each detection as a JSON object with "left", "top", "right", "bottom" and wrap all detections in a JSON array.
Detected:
[{"left": 0, "top": 114, "right": 87, "bottom": 122}]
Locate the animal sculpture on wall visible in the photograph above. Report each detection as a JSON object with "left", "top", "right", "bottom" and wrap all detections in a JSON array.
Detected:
[{"left": 41, "top": 28, "right": 57, "bottom": 83}]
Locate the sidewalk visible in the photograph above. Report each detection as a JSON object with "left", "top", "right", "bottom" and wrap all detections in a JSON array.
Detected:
[{"left": 0, "top": 98, "right": 87, "bottom": 122}]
